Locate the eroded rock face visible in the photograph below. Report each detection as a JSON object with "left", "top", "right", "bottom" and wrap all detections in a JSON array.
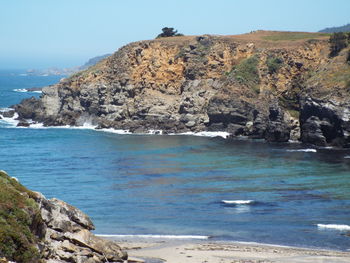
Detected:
[
  {"left": 32, "top": 192, "right": 127, "bottom": 263},
  {"left": 13, "top": 32, "right": 350, "bottom": 147}
]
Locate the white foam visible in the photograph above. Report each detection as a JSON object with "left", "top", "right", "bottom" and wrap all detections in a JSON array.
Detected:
[
  {"left": 99, "top": 128, "right": 132, "bottom": 135},
  {"left": 13, "top": 88, "right": 28, "bottom": 92},
  {"left": 344, "top": 156, "right": 350, "bottom": 159},
  {"left": 147, "top": 129, "right": 163, "bottom": 135},
  {"left": 0, "top": 112, "right": 19, "bottom": 127},
  {"left": 222, "top": 200, "right": 254, "bottom": 205},
  {"left": 96, "top": 234, "right": 209, "bottom": 240},
  {"left": 317, "top": 224, "right": 350, "bottom": 231},
  {"left": 13, "top": 88, "right": 42, "bottom": 93},
  {"left": 287, "top": 149, "right": 317, "bottom": 153},
  {"left": 177, "top": 131, "right": 230, "bottom": 139},
  {"left": 0, "top": 108, "right": 14, "bottom": 112}
]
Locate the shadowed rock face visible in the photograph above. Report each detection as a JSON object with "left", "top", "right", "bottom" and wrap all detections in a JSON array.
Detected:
[
  {"left": 0, "top": 170, "right": 127, "bottom": 263},
  {"left": 11, "top": 31, "right": 350, "bottom": 147},
  {"left": 300, "top": 97, "right": 350, "bottom": 147}
]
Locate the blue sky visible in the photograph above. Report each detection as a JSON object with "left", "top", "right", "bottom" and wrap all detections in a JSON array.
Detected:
[{"left": 1, "top": 0, "right": 349, "bottom": 69}]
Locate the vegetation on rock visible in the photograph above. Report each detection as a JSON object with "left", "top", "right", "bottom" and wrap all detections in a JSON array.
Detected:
[
  {"left": 231, "top": 55, "right": 260, "bottom": 93},
  {"left": 266, "top": 56, "right": 284, "bottom": 74},
  {"left": 0, "top": 171, "right": 43, "bottom": 263}
]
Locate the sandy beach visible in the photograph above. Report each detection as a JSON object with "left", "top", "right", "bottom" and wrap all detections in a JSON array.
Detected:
[{"left": 101, "top": 237, "right": 350, "bottom": 263}]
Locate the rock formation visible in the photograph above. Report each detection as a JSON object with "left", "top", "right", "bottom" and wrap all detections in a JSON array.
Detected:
[
  {"left": 0, "top": 170, "right": 127, "bottom": 263},
  {"left": 11, "top": 31, "right": 350, "bottom": 147}
]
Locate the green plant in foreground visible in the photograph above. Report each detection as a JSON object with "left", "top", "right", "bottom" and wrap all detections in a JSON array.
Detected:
[{"left": 0, "top": 171, "right": 42, "bottom": 263}]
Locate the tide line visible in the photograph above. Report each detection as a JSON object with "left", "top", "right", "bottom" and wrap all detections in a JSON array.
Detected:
[{"left": 96, "top": 234, "right": 210, "bottom": 240}]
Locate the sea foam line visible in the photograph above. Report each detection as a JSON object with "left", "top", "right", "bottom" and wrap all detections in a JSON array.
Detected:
[
  {"left": 13, "top": 88, "right": 42, "bottom": 93},
  {"left": 286, "top": 149, "right": 317, "bottom": 153},
  {"left": 96, "top": 234, "right": 210, "bottom": 240},
  {"left": 317, "top": 224, "right": 350, "bottom": 231},
  {"left": 176, "top": 131, "right": 230, "bottom": 139},
  {"left": 13, "top": 88, "right": 28, "bottom": 92},
  {"left": 221, "top": 200, "right": 254, "bottom": 205},
  {"left": 0, "top": 116, "right": 231, "bottom": 139}
]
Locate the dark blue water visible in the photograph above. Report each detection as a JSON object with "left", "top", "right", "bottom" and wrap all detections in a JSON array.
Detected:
[{"left": 1, "top": 70, "right": 350, "bottom": 250}]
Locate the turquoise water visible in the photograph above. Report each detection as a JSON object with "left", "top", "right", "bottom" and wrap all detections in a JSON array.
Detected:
[{"left": 1, "top": 70, "right": 350, "bottom": 250}]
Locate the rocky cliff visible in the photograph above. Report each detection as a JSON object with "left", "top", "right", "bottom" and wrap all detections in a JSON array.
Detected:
[
  {"left": 0, "top": 170, "right": 127, "bottom": 263},
  {"left": 13, "top": 31, "right": 350, "bottom": 147}
]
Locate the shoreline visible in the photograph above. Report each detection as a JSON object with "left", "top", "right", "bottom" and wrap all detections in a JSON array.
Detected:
[{"left": 101, "top": 237, "right": 350, "bottom": 263}]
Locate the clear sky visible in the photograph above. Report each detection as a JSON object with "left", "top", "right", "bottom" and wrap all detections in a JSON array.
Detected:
[{"left": 1, "top": 0, "right": 349, "bottom": 69}]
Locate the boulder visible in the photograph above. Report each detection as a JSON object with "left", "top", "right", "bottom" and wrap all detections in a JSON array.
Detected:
[
  {"left": 31, "top": 192, "right": 127, "bottom": 263},
  {"left": 17, "top": 120, "right": 30, "bottom": 127},
  {"left": 1, "top": 110, "right": 15, "bottom": 118},
  {"left": 264, "top": 104, "right": 291, "bottom": 142}
]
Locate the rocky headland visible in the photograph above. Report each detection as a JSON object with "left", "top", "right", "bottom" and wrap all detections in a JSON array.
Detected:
[
  {"left": 11, "top": 30, "right": 350, "bottom": 147},
  {"left": 0, "top": 170, "right": 127, "bottom": 263}
]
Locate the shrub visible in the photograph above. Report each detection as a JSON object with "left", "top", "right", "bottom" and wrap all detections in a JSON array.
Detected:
[
  {"left": 347, "top": 50, "right": 350, "bottom": 64},
  {"left": 156, "top": 27, "right": 183, "bottom": 38},
  {"left": 0, "top": 171, "right": 42, "bottom": 263},
  {"left": 266, "top": 56, "right": 283, "bottom": 74},
  {"left": 329, "top": 32, "right": 348, "bottom": 57},
  {"left": 232, "top": 55, "right": 260, "bottom": 92}
]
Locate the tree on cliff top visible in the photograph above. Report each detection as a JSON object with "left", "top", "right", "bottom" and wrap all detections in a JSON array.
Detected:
[{"left": 156, "top": 27, "right": 183, "bottom": 38}]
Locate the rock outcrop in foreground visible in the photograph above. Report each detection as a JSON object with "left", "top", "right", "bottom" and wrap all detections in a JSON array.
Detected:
[
  {"left": 12, "top": 31, "right": 350, "bottom": 147},
  {"left": 0, "top": 170, "right": 127, "bottom": 263}
]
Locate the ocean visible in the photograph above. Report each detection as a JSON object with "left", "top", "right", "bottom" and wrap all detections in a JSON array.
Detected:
[{"left": 0, "top": 70, "right": 350, "bottom": 251}]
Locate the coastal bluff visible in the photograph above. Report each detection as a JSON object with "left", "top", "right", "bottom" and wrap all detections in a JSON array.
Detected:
[
  {"left": 0, "top": 170, "right": 127, "bottom": 263},
  {"left": 13, "top": 30, "right": 350, "bottom": 147}
]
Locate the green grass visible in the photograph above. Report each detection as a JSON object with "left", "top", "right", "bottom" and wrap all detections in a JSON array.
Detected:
[
  {"left": 0, "top": 171, "right": 43, "bottom": 263},
  {"left": 262, "top": 32, "right": 329, "bottom": 41}
]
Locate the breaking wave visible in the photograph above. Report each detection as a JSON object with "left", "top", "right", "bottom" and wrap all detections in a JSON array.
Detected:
[{"left": 317, "top": 224, "right": 350, "bottom": 231}]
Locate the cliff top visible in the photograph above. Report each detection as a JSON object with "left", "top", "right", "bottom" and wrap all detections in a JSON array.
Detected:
[{"left": 146, "top": 30, "right": 330, "bottom": 49}]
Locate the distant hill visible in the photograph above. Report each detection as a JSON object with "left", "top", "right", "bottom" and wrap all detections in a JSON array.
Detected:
[
  {"left": 319, "top": 23, "right": 350, "bottom": 33},
  {"left": 26, "top": 53, "right": 111, "bottom": 76},
  {"left": 80, "top": 54, "right": 111, "bottom": 70}
]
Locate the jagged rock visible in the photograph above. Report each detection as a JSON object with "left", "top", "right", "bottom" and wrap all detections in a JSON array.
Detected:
[
  {"left": 264, "top": 104, "right": 291, "bottom": 142},
  {"left": 17, "top": 120, "right": 30, "bottom": 127},
  {"left": 13, "top": 97, "right": 43, "bottom": 120},
  {"left": 300, "top": 97, "right": 350, "bottom": 147},
  {"left": 1, "top": 110, "right": 15, "bottom": 118},
  {"left": 301, "top": 116, "right": 327, "bottom": 146},
  {"left": 29, "top": 191, "right": 127, "bottom": 263}
]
